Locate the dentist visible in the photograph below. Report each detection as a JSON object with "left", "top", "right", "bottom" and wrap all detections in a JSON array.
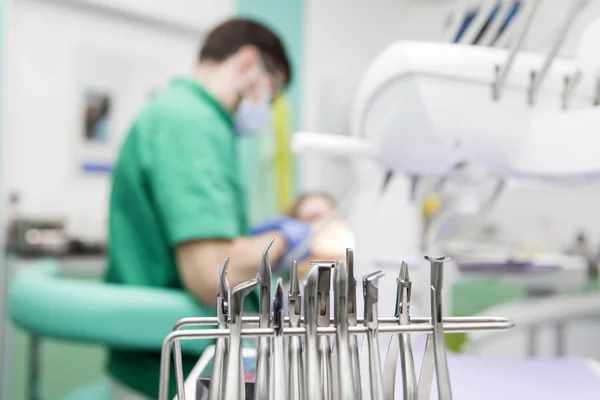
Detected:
[{"left": 105, "top": 18, "right": 309, "bottom": 399}]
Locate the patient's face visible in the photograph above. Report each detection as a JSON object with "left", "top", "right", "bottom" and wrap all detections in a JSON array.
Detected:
[
  {"left": 293, "top": 193, "right": 354, "bottom": 277},
  {"left": 298, "top": 219, "right": 356, "bottom": 277},
  {"left": 311, "top": 220, "right": 355, "bottom": 256},
  {"left": 296, "top": 195, "right": 336, "bottom": 224}
]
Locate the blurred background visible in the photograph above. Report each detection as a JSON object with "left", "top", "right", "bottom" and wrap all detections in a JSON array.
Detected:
[{"left": 3, "top": 0, "right": 600, "bottom": 399}]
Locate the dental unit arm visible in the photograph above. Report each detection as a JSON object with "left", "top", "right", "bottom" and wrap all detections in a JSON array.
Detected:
[{"left": 293, "top": 2, "right": 600, "bottom": 183}]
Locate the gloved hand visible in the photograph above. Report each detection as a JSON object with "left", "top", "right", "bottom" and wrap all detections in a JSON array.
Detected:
[
  {"left": 249, "top": 216, "right": 288, "bottom": 235},
  {"left": 250, "top": 216, "right": 312, "bottom": 261},
  {"left": 279, "top": 217, "right": 311, "bottom": 253}
]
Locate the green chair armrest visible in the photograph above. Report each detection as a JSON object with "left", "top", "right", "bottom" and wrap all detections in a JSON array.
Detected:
[
  {"left": 447, "top": 278, "right": 526, "bottom": 352},
  {"left": 9, "top": 259, "right": 215, "bottom": 353}
]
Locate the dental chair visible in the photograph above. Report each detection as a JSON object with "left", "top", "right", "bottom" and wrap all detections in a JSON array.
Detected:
[{"left": 9, "top": 259, "right": 211, "bottom": 400}]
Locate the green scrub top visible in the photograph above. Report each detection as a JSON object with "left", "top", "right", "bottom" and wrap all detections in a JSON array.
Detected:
[{"left": 105, "top": 78, "right": 257, "bottom": 399}]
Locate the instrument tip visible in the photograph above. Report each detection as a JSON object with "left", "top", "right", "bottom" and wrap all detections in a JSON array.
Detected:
[
  {"left": 290, "top": 260, "right": 300, "bottom": 294},
  {"left": 424, "top": 255, "right": 451, "bottom": 263},
  {"left": 273, "top": 278, "right": 285, "bottom": 331},
  {"left": 218, "top": 258, "right": 230, "bottom": 296},
  {"left": 399, "top": 261, "right": 409, "bottom": 281},
  {"left": 260, "top": 240, "right": 274, "bottom": 283},
  {"left": 275, "top": 277, "right": 284, "bottom": 292},
  {"left": 334, "top": 260, "right": 348, "bottom": 291},
  {"left": 346, "top": 248, "right": 355, "bottom": 279},
  {"left": 363, "top": 270, "right": 386, "bottom": 294}
]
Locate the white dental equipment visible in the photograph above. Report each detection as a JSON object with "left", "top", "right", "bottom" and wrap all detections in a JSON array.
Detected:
[
  {"left": 292, "top": 1, "right": 600, "bottom": 317},
  {"left": 294, "top": 1, "right": 600, "bottom": 181}
]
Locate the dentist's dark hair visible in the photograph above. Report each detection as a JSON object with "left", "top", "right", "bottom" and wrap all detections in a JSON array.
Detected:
[{"left": 199, "top": 18, "right": 292, "bottom": 87}]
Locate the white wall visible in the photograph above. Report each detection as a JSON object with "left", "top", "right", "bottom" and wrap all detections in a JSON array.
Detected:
[
  {"left": 5, "top": 0, "right": 233, "bottom": 240},
  {"left": 522, "top": 0, "right": 600, "bottom": 57},
  {"left": 57, "top": 0, "right": 233, "bottom": 30},
  {"left": 302, "top": 0, "right": 458, "bottom": 135}
]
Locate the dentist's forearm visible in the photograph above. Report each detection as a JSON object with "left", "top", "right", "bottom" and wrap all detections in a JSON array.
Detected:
[
  {"left": 176, "top": 232, "right": 287, "bottom": 305},
  {"left": 228, "top": 232, "right": 287, "bottom": 283}
]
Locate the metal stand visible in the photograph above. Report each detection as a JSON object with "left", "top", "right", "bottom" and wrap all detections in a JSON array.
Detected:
[
  {"left": 159, "top": 248, "right": 515, "bottom": 400},
  {"left": 27, "top": 335, "right": 41, "bottom": 400}
]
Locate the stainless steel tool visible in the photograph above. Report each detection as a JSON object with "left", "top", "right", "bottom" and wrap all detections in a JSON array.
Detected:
[
  {"left": 397, "top": 262, "right": 418, "bottom": 400},
  {"left": 383, "top": 262, "right": 417, "bottom": 400},
  {"left": 158, "top": 248, "right": 515, "bottom": 400},
  {"left": 418, "top": 334, "right": 435, "bottom": 400},
  {"left": 428, "top": 256, "right": 453, "bottom": 400},
  {"left": 346, "top": 249, "right": 362, "bottom": 397},
  {"left": 315, "top": 262, "right": 334, "bottom": 400},
  {"left": 363, "top": 270, "right": 386, "bottom": 400},
  {"left": 223, "top": 276, "right": 260, "bottom": 400},
  {"left": 271, "top": 278, "right": 287, "bottom": 400},
  {"left": 208, "top": 259, "right": 231, "bottom": 400},
  {"left": 333, "top": 260, "right": 357, "bottom": 400},
  {"left": 418, "top": 256, "right": 453, "bottom": 400},
  {"left": 304, "top": 264, "right": 322, "bottom": 400},
  {"left": 175, "top": 259, "right": 231, "bottom": 399},
  {"left": 287, "top": 260, "right": 305, "bottom": 400},
  {"left": 418, "top": 257, "right": 450, "bottom": 400},
  {"left": 255, "top": 240, "right": 274, "bottom": 400},
  {"left": 360, "top": 337, "right": 371, "bottom": 400}
]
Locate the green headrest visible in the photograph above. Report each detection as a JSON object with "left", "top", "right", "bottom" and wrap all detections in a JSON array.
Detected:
[{"left": 9, "top": 259, "right": 215, "bottom": 353}]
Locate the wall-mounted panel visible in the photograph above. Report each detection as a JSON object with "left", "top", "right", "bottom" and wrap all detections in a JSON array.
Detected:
[{"left": 5, "top": 0, "right": 235, "bottom": 241}]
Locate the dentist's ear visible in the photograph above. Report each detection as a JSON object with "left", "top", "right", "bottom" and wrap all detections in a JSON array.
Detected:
[
  {"left": 235, "top": 45, "right": 262, "bottom": 74},
  {"left": 233, "top": 45, "right": 264, "bottom": 99}
]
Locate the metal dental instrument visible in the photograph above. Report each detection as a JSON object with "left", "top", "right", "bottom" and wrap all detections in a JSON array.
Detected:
[
  {"left": 383, "top": 262, "right": 417, "bottom": 400},
  {"left": 427, "top": 256, "right": 453, "bottom": 400},
  {"left": 315, "top": 262, "right": 334, "bottom": 400},
  {"left": 208, "top": 259, "right": 230, "bottom": 400},
  {"left": 223, "top": 276, "right": 260, "bottom": 400},
  {"left": 304, "top": 264, "right": 322, "bottom": 400},
  {"left": 492, "top": 0, "right": 541, "bottom": 101},
  {"left": 159, "top": 247, "right": 516, "bottom": 400},
  {"left": 383, "top": 269, "right": 402, "bottom": 400},
  {"left": 528, "top": 0, "right": 590, "bottom": 106},
  {"left": 418, "top": 334, "right": 435, "bottom": 400},
  {"left": 272, "top": 278, "right": 287, "bottom": 400},
  {"left": 333, "top": 260, "right": 356, "bottom": 400},
  {"left": 288, "top": 261, "right": 305, "bottom": 400},
  {"left": 346, "top": 249, "right": 362, "bottom": 398},
  {"left": 174, "top": 259, "right": 231, "bottom": 399},
  {"left": 255, "top": 240, "right": 274, "bottom": 400},
  {"left": 360, "top": 334, "right": 371, "bottom": 400},
  {"left": 562, "top": 70, "right": 583, "bottom": 110},
  {"left": 363, "top": 270, "right": 386, "bottom": 400},
  {"left": 397, "top": 263, "right": 418, "bottom": 400}
]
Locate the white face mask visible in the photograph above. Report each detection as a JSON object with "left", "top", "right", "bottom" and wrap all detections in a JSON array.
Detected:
[
  {"left": 234, "top": 87, "right": 273, "bottom": 137},
  {"left": 234, "top": 59, "right": 274, "bottom": 137}
]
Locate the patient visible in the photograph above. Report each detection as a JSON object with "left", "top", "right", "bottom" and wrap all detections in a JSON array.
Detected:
[
  {"left": 251, "top": 192, "right": 354, "bottom": 274},
  {"left": 286, "top": 192, "right": 354, "bottom": 275},
  {"left": 288, "top": 192, "right": 337, "bottom": 223}
]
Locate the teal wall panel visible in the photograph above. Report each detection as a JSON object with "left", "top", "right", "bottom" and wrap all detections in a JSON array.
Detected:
[
  {"left": 236, "top": 0, "right": 304, "bottom": 130},
  {"left": 236, "top": 0, "right": 304, "bottom": 222}
]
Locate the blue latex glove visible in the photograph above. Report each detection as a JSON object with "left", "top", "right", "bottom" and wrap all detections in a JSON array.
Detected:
[
  {"left": 249, "top": 216, "right": 311, "bottom": 261},
  {"left": 249, "top": 216, "right": 287, "bottom": 235},
  {"left": 279, "top": 217, "right": 311, "bottom": 252}
]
